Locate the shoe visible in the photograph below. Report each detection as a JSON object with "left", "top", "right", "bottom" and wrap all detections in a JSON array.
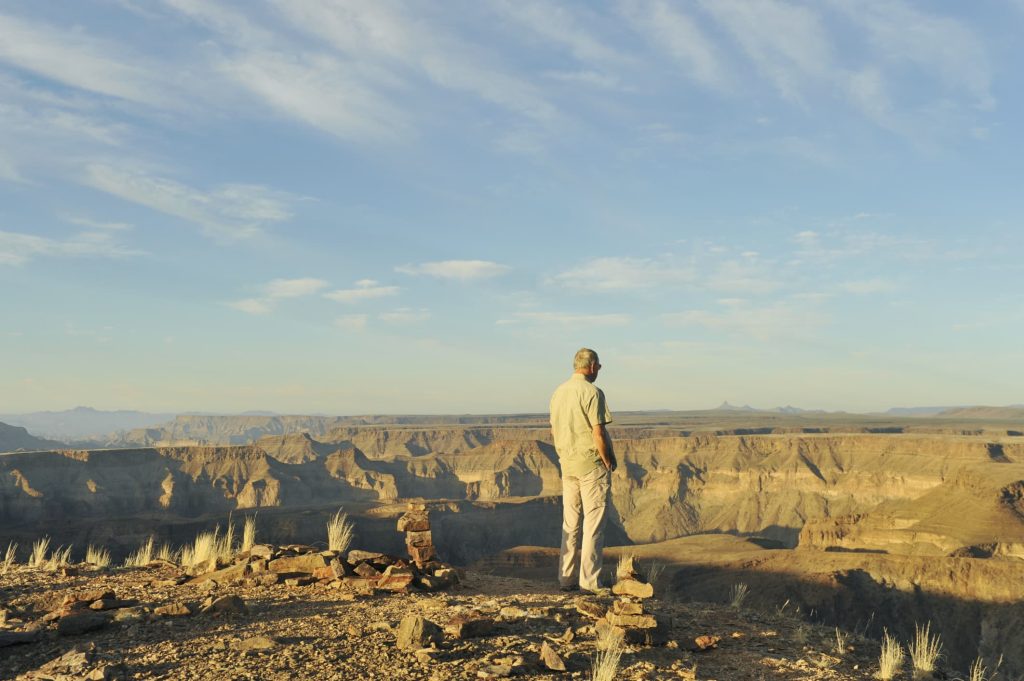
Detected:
[
  {"left": 559, "top": 584, "right": 580, "bottom": 592},
  {"left": 582, "top": 587, "right": 611, "bottom": 597}
]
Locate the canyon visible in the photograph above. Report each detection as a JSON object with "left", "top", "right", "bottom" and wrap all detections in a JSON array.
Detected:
[{"left": 2, "top": 417, "right": 1023, "bottom": 676}]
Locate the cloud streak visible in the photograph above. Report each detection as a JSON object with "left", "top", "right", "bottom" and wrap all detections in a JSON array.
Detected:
[
  {"left": 229, "top": 277, "right": 327, "bottom": 315},
  {"left": 0, "top": 227, "right": 144, "bottom": 266},
  {"left": 397, "top": 260, "right": 510, "bottom": 281}
]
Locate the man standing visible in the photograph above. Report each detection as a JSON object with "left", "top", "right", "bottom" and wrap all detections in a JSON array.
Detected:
[{"left": 549, "top": 347, "right": 617, "bottom": 593}]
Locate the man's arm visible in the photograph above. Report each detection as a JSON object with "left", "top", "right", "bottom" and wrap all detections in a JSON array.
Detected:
[{"left": 593, "top": 423, "right": 617, "bottom": 472}]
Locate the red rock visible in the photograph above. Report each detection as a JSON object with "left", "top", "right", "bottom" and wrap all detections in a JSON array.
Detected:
[
  {"left": 408, "top": 544, "right": 436, "bottom": 563},
  {"left": 397, "top": 513, "right": 430, "bottom": 532},
  {"left": 354, "top": 562, "right": 382, "bottom": 578},
  {"left": 346, "top": 550, "right": 388, "bottom": 563},
  {"left": 444, "top": 614, "right": 493, "bottom": 639},
  {"left": 405, "top": 530, "right": 433, "bottom": 547},
  {"left": 378, "top": 565, "right": 414, "bottom": 592},
  {"left": 268, "top": 553, "right": 329, "bottom": 574}
]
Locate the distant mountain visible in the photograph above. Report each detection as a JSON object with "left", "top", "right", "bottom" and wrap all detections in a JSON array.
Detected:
[
  {"left": 935, "top": 406, "right": 1024, "bottom": 420},
  {"left": 713, "top": 401, "right": 827, "bottom": 415},
  {"left": 0, "top": 421, "right": 63, "bottom": 452},
  {"left": 884, "top": 406, "right": 962, "bottom": 417},
  {"left": 0, "top": 406, "right": 175, "bottom": 442}
]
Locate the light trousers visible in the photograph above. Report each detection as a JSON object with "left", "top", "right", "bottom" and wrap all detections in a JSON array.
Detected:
[{"left": 559, "top": 465, "right": 610, "bottom": 590}]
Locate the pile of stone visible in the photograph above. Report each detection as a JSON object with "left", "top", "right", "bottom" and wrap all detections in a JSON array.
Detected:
[
  {"left": 189, "top": 509, "right": 460, "bottom": 595},
  {"left": 594, "top": 557, "right": 669, "bottom": 647},
  {"left": 397, "top": 502, "right": 435, "bottom": 565}
]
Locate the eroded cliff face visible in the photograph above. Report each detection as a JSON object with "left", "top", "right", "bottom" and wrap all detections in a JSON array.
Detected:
[{"left": 3, "top": 431, "right": 1022, "bottom": 555}]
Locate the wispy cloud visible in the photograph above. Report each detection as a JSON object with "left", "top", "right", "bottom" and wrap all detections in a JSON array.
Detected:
[
  {"left": 229, "top": 277, "right": 327, "bottom": 315},
  {"left": 335, "top": 314, "right": 369, "bottom": 331},
  {"left": 662, "top": 299, "right": 827, "bottom": 340},
  {"left": 83, "top": 164, "right": 293, "bottom": 241},
  {"left": 498, "top": 311, "right": 631, "bottom": 326},
  {"left": 621, "top": 0, "right": 728, "bottom": 89},
  {"left": 324, "top": 279, "right": 400, "bottom": 303},
  {"left": 0, "top": 12, "right": 169, "bottom": 106},
  {"left": 495, "top": 0, "right": 628, "bottom": 66},
  {"left": 379, "top": 307, "right": 430, "bottom": 324},
  {"left": 553, "top": 256, "right": 695, "bottom": 291},
  {"left": 0, "top": 227, "right": 144, "bottom": 266},
  {"left": 396, "top": 260, "right": 510, "bottom": 281}
]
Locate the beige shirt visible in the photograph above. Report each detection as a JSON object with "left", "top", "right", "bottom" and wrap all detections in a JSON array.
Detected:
[{"left": 549, "top": 373, "right": 613, "bottom": 478}]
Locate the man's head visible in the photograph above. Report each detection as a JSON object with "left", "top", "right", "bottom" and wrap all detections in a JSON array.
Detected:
[{"left": 573, "top": 347, "right": 601, "bottom": 382}]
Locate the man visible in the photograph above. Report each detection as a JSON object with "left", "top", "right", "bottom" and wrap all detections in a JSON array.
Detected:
[{"left": 549, "top": 347, "right": 617, "bottom": 593}]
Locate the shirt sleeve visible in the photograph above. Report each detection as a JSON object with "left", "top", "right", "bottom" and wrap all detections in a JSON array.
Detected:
[{"left": 589, "top": 388, "right": 612, "bottom": 425}]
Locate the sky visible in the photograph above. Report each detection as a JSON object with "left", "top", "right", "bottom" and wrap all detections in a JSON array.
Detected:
[{"left": 1, "top": 0, "right": 1023, "bottom": 415}]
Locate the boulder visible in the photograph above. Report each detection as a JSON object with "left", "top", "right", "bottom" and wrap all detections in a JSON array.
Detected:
[
  {"left": 57, "top": 611, "right": 110, "bottom": 636},
  {"left": 154, "top": 603, "right": 192, "bottom": 617},
  {"left": 398, "top": 514, "right": 431, "bottom": 532},
  {"left": 444, "top": 614, "right": 493, "bottom": 639},
  {"left": 395, "top": 615, "right": 443, "bottom": 651},
  {"left": 378, "top": 565, "right": 415, "bottom": 592},
  {"left": 268, "top": 554, "right": 329, "bottom": 574},
  {"left": 200, "top": 595, "right": 247, "bottom": 616}
]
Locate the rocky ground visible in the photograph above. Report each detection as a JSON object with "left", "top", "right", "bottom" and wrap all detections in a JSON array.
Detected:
[{"left": 0, "top": 559, "right": 892, "bottom": 681}]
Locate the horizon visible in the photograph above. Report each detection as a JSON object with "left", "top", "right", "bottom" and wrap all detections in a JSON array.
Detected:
[{"left": 2, "top": 1, "right": 1023, "bottom": 414}]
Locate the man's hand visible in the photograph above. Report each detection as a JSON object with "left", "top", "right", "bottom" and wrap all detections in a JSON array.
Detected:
[{"left": 593, "top": 423, "right": 616, "bottom": 472}]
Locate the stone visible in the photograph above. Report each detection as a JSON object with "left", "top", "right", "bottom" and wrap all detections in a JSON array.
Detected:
[
  {"left": 478, "top": 665, "right": 512, "bottom": 678},
  {"left": 65, "top": 590, "right": 115, "bottom": 606},
  {"left": 575, "top": 600, "right": 606, "bottom": 619},
  {"left": 268, "top": 554, "right": 329, "bottom": 574},
  {"left": 395, "top": 615, "right": 443, "bottom": 651},
  {"left": 499, "top": 606, "right": 528, "bottom": 619},
  {"left": 693, "top": 634, "right": 721, "bottom": 651},
  {"left": 405, "top": 530, "right": 433, "bottom": 547},
  {"left": 112, "top": 606, "right": 148, "bottom": 624},
  {"left": 414, "top": 647, "right": 440, "bottom": 663},
  {"left": 85, "top": 664, "right": 125, "bottom": 680},
  {"left": 612, "top": 578, "right": 654, "bottom": 599},
  {"left": 407, "top": 502, "right": 428, "bottom": 512},
  {"left": 444, "top": 615, "right": 493, "bottom": 639},
  {"left": 354, "top": 562, "right": 382, "bottom": 578},
  {"left": 232, "top": 635, "right": 279, "bottom": 652},
  {"left": 539, "top": 642, "right": 566, "bottom": 672},
  {"left": 378, "top": 565, "right": 415, "bottom": 592},
  {"left": 346, "top": 550, "right": 388, "bottom": 563},
  {"left": 397, "top": 513, "right": 431, "bottom": 532},
  {"left": 408, "top": 544, "right": 436, "bottom": 563},
  {"left": 416, "top": 574, "right": 445, "bottom": 591},
  {"left": 248, "top": 573, "right": 280, "bottom": 587},
  {"left": 611, "top": 600, "right": 645, "bottom": 615},
  {"left": 90, "top": 598, "right": 138, "bottom": 611},
  {"left": 189, "top": 561, "right": 248, "bottom": 585},
  {"left": 57, "top": 611, "right": 110, "bottom": 636},
  {"left": 342, "top": 576, "right": 378, "bottom": 594},
  {"left": 249, "top": 544, "right": 275, "bottom": 559},
  {"left": 605, "top": 611, "right": 658, "bottom": 629},
  {"left": 434, "top": 568, "right": 459, "bottom": 585},
  {"left": 284, "top": 576, "right": 315, "bottom": 587},
  {"left": 154, "top": 603, "right": 191, "bottom": 617},
  {"left": 201, "top": 595, "right": 247, "bottom": 616},
  {"left": 0, "top": 630, "right": 41, "bottom": 647}
]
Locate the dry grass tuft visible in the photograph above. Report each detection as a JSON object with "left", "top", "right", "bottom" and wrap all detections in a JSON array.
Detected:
[
  {"left": 616, "top": 553, "right": 638, "bottom": 581},
  {"left": 46, "top": 545, "right": 73, "bottom": 571},
  {"left": 967, "top": 657, "right": 987, "bottom": 681},
  {"left": 327, "top": 508, "right": 354, "bottom": 553},
  {"left": 834, "top": 627, "right": 849, "bottom": 655},
  {"left": 85, "top": 544, "right": 111, "bottom": 568},
  {"left": 910, "top": 622, "right": 942, "bottom": 673},
  {"left": 877, "top": 629, "right": 905, "bottom": 680},
  {"left": 242, "top": 514, "right": 257, "bottom": 552},
  {"left": 2, "top": 542, "right": 16, "bottom": 574},
  {"left": 29, "top": 536, "right": 51, "bottom": 568},
  {"left": 728, "top": 582, "right": 749, "bottom": 609},
  {"left": 124, "top": 536, "right": 155, "bottom": 568},
  {"left": 592, "top": 629, "right": 625, "bottom": 681},
  {"left": 154, "top": 543, "right": 174, "bottom": 563}
]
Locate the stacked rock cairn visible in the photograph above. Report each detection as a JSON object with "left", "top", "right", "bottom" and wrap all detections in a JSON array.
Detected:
[
  {"left": 597, "top": 555, "right": 668, "bottom": 646},
  {"left": 397, "top": 502, "right": 435, "bottom": 565}
]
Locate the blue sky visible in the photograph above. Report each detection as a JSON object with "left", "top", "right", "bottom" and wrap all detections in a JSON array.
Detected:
[{"left": 1, "top": 0, "right": 1022, "bottom": 414}]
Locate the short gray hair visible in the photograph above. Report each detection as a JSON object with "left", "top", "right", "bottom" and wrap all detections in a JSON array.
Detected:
[{"left": 574, "top": 347, "right": 599, "bottom": 371}]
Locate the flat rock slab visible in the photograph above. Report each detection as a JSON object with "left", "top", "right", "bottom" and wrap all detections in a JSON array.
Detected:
[
  {"left": 268, "top": 554, "right": 329, "bottom": 574},
  {"left": 231, "top": 635, "right": 280, "bottom": 652},
  {"left": 612, "top": 578, "right": 654, "bottom": 599},
  {"left": 540, "top": 642, "right": 566, "bottom": 671},
  {"left": 0, "top": 630, "right": 41, "bottom": 648},
  {"left": 575, "top": 600, "right": 606, "bottom": 619},
  {"left": 89, "top": 598, "right": 138, "bottom": 611},
  {"left": 445, "top": 615, "right": 493, "bottom": 639},
  {"left": 57, "top": 611, "right": 110, "bottom": 636}
]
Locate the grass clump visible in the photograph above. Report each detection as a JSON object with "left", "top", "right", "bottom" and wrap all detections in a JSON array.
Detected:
[
  {"left": 877, "top": 629, "right": 905, "bottom": 680},
  {"left": 728, "top": 582, "right": 749, "bottom": 609},
  {"left": 615, "top": 553, "right": 638, "bottom": 581},
  {"left": 46, "top": 545, "right": 72, "bottom": 571},
  {"left": 242, "top": 514, "right": 257, "bottom": 552},
  {"left": 327, "top": 508, "right": 354, "bottom": 553},
  {"left": 29, "top": 536, "right": 51, "bottom": 568},
  {"left": 2, "top": 542, "right": 16, "bottom": 574},
  {"left": 179, "top": 525, "right": 235, "bottom": 569},
  {"left": 910, "top": 622, "right": 942, "bottom": 674},
  {"left": 834, "top": 627, "right": 849, "bottom": 655},
  {"left": 592, "top": 627, "right": 625, "bottom": 681},
  {"left": 85, "top": 544, "right": 111, "bottom": 568},
  {"left": 124, "top": 536, "right": 155, "bottom": 568}
]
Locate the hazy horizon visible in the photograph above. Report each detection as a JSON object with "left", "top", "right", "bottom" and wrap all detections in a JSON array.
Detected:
[{"left": 2, "top": 1, "right": 1023, "bottom": 414}]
